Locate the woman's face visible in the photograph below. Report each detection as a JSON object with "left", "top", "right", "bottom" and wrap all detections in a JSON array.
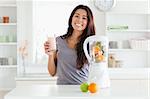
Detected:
[{"left": 72, "top": 9, "right": 88, "bottom": 32}]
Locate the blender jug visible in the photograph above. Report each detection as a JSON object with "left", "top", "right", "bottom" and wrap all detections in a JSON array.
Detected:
[{"left": 83, "top": 35, "right": 110, "bottom": 88}]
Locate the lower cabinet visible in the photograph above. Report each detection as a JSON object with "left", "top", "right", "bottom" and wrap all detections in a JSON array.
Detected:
[
  {"left": 15, "top": 76, "right": 57, "bottom": 86},
  {"left": 0, "top": 67, "right": 17, "bottom": 90}
]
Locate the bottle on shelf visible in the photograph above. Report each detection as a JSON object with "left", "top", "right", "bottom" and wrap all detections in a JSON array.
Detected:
[
  {"left": 108, "top": 53, "right": 123, "bottom": 68},
  {"left": 108, "top": 54, "right": 116, "bottom": 68},
  {"left": 115, "top": 60, "right": 123, "bottom": 68},
  {"left": 8, "top": 57, "right": 14, "bottom": 65},
  {"left": 0, "top": 57, "right": 8, "bottom": 65}
]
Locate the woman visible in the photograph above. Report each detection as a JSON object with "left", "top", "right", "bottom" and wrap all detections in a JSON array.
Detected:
[{"left": 44, "top": 5, "right": 95, "bottom": 85}]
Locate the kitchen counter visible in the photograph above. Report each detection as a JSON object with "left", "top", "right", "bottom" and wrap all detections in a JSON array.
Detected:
[{"left": 4, "top": 81, "right": 148, "bottom": 99}]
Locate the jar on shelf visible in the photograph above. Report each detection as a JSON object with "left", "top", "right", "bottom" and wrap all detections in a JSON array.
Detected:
[
  {"left": 0, "top": 35, "right": 7, "bottom": 42},
  {"left": 109, "top": 41, "right": 118, "bottom": 49},
  {"left": 0, "top": 57, "right": 8, "bottom": 65},
  {"left": 8, "top": 57, "right": 14, "bottom": 65},
  {"left": 122, "top": 40, "right": 130, "bottom": 49},
  {"left": 8, "top": 33, "right": 14, "bottom": 42},
  {"left": 3, "top": 16, "right": 9, "bottom": 23},
  {"left": 108, "top": 54, "right": 116, "bottom": 68},
  {"left": 115, "top": 60, "right": 123, "bottom": 68},
  {"left": 117, "top": 41, "right": 123, "bottom": 49}
]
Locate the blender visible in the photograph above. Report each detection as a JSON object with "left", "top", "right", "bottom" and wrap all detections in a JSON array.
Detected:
[{"left": 83, "top": 35, "right": 110, "bottom": 88}]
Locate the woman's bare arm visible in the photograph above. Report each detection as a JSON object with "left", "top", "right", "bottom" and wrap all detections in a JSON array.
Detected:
[{"left": 48, "top": 51, "right": 57, "bottom": 76}]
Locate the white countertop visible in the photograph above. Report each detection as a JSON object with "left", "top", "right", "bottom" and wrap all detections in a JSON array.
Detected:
[
  {"left": 15, "top": 68, "right": 149, "bottom": 81},
  {"left": 5, "top": 82, "right": 149, "bottom": 99}
]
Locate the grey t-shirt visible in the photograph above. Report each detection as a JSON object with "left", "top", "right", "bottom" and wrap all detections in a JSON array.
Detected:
[{"left": 56, "top": 36, "right": 89, "bottom": 85}]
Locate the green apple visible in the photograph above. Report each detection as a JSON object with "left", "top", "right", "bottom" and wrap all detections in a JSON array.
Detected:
[{"left": 80, "top": 82, "right": 89, "bottom": 92}]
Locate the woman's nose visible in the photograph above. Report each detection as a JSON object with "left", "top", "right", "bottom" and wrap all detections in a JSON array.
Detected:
[{"left": 77, "top": 16, "right": 82, "bottom": 22}]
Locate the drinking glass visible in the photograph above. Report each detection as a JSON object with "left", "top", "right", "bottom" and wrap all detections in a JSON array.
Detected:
[{"left": 47, "top": 34, "right": 56, "bottom": 51}]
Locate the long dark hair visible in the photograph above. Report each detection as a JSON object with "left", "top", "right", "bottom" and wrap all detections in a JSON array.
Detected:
[{"left": 61, "top": 5, "right": 95, "bottom": 69}]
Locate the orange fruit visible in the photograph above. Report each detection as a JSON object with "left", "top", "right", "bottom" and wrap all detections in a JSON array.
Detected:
[
  {"left": 94, "top": 46, "right": 100, "bottom": 52},
  {"left": 98, "top": 55, "right": 104, "bottom": 61},
  {"left": 88, "top": 83, "right": 98, "bottom": 93}
]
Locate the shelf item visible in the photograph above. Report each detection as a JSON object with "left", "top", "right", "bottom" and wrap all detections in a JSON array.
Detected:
[
  {"left": 107, "top": 25, "right": 128, "bottom": 30},
  {"left": 109, "top": 40, "right": 131, "bottom": 49},
  {"left": 0, "top": 56, "right": 16, "bottom": 65},
  {"left": 0, "top": 35, "right": 16, "bottom": 43},
  {"left": 130, "top": 38, "right": 150, "bottom": 49}
]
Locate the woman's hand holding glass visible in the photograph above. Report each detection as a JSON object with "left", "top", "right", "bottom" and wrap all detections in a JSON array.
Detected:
[{"left": 44, "top": 37, "right": 56, "bottom": 56}]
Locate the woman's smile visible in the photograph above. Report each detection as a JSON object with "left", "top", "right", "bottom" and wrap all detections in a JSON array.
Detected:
[{"left": 72, "top": 9, "right": 88, "bottom": 31}]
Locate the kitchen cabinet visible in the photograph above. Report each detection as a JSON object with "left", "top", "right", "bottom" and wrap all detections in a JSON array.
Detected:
[
  {"left": 105, "top": 0, "right": 149, "bottom": 69},
  {"left": 0, "top": 0, "right": 17, "bottom": 90}
]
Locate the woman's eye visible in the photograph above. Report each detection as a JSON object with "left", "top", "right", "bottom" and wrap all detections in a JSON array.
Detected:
[
  {"left": 83, "top": 17, "right": 87, "bottom": 20},
  {"left": 75, "top": 15, "right": 79, "bottom": 18}
]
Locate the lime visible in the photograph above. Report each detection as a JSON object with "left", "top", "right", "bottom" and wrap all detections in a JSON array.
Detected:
[{"left": 80, "top": 82, "right": 89, "bottom": 92}]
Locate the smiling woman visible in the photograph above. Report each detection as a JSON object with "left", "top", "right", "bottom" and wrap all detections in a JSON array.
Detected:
[{"left": 44, "top": 4, "right": 96, "bottom": 85}]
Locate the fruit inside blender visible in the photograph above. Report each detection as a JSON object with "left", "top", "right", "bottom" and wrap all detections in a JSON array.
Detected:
[{"left": 92, "top": 42, "right": 105, "bottom": 63}]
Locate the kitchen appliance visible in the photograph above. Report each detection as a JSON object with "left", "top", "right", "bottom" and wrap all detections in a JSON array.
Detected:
[{"left": 83, "top": 35, "right": 110, "bottom": 88}]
